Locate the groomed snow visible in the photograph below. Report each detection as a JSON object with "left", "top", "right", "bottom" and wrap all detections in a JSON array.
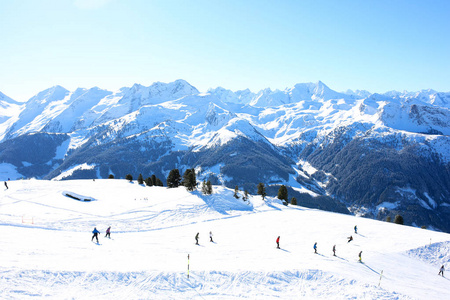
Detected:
[{"left": 0, "top": 179, "right": 449, "bottom": 299}]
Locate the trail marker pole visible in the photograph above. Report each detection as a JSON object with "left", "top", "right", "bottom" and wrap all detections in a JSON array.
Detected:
[
  {"left": 188, "top": 254, "right": 190, "bottom": 279},
  {"left": 378, "top": 270, "right": 383, "bottom": 287}
]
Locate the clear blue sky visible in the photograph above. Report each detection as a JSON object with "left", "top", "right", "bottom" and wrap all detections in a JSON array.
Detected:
[{"left": 1, "top": 0, "right": 449, "bottom": 101}]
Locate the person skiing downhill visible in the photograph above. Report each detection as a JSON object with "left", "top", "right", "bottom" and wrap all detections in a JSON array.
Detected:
[
  {"left": 314, "top": 242, "right": 317, "bottom": 254},
  {"left": 105, "top": 226, "right": 111, "bottom": 238},
  {"left": 359, "top": 251, "right": 363, "bottom": 262},
  {"left": 91, "top": 227, "right": 100, "bottom": 243},
  {"left": 195, "top": 232, "right": 199, "bottom": 245},
  {"left": 438, "top": 265, "right": 445, "bottom": 276},
  {"left": 354, "top": 225, "right": 358, "bottom": 234},
  {"left": 209, "top": 231, "right": 214, "bottom": 242},
  {"left": 333, "top": 245, "right": 336, "bottom": 256},
  {"left": 4, "top": 182, "right": 8, "bottom": 189},
  {"left": 276, "top": 236, "right": 280, "bottom": 249},
  {"left": 348, "top": 236, "right": 353, "bottom": 243}
]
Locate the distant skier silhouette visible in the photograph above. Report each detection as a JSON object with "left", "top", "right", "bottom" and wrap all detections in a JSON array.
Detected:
[
  {"left": 347, "top": 236, "right": 353, "bottom": 243},
  {"left": 359, "top": 251, "right": 362, "bottom": 262},
  {"left": 438, "top": 265, "right": 445, "bottom": 276},
  {"left": 195, "top": 232, "right": 199, "bottom": 245},
  {"left": 314, "top": 242, "right": 317, "bottom": 254},
  {"left": 354, "top": 225, "right": 358, "bottom": 234},
  {"left": 276, "top": 236, "right": 280, "bottom": 249},
  {"left": 333, "top": 245, "right": 336, "bottom": 256},
  {"left": 4, "top": 181, "right": 8, "bottom": 189},
  {"left": 105, "top": 226, "right": 111, "bottom": 238},
  {"left": 91, "top": 227, "right": 100, "bottom": 243},
  {"left": 209, "top": 231, "right": 214, "bottom": 242}
]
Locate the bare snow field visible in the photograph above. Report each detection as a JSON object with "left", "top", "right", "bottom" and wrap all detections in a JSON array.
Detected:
[{"left": 1, "top": 179, "right": 449, "bottom": 299}]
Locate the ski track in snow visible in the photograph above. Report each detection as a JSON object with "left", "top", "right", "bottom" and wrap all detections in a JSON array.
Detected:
[{"left": 0, "top": 179, "right": 449, "bottom": 299}]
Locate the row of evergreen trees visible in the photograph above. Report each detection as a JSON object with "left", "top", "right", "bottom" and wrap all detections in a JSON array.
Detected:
[{"left": 113, "top": 171, "right": 410, "bottom": 227}]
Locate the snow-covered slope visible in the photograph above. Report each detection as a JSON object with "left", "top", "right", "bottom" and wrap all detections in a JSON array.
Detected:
[{"left": 0, "top": 179, "right": 449, "bottom": 299}]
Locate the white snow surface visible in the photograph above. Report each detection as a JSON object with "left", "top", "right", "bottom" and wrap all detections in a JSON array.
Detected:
[{"left": 1, "top": 179, "right": 449, "bottom": 299}]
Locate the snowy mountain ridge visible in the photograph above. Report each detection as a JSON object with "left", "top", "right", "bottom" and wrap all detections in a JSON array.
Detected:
[{"left": 0, "top": 80, "right": 449, "bottom": 232}]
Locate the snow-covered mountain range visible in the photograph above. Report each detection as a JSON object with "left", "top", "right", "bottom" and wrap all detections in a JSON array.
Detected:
[{"left": 0, "top": 80, "right": 449, "bottom": 231}]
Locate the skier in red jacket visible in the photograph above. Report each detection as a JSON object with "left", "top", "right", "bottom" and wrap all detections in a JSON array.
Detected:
[{"left": 276, "top": 236, "right": 280, "bottom": 249}]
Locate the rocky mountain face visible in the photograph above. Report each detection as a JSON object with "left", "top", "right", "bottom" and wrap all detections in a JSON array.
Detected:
[{"left": 0, "top": 80, "right": 449, "bottom": 232}]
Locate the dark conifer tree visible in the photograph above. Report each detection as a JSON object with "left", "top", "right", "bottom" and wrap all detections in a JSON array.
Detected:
[
  {"left": 243, "top": 190, "right": 249, "bottom": 201},
  {"left": 277, "top": 185, "right": 288, "bottom": 203},
  {"left": 183, "top": 168, "right": 197, "bottom": 191},
  {"left": 137, "top": 173, "right": 144, "bottom": 185},
  {"left": 108, "top": 174, "right": 114, "bottom": 179},
  {"left": 394, "top": 214, "right": 404, "bottom": 225},
  {"left": 234, "top": 186, "right": 240, "bottom": 199},
  {"left": 155, "top": 178, "right": 164, "bottom": 186},
  {"left": 201, "top": 180, "right": 208, "bottom": 195},
  {"left": 291, "top": 197, "right": 297, "bottom": 205},
  {"left": 151, "top": 174, "right": 157, "bottom": 186},
  {"left": 257, "top": 183, "right": 266, "bottom": 200},
  {"left": 145, "top": 177, "right": 153, "bottom": 186},
  {"left": 167, "top": 169, "right": 181, "bottom": 188},
  {"left": 206, "top": 180, "right": 213, "bottom": 195},
  {"left": 125, "top": 174, "right": 133, "bottom": 182}
]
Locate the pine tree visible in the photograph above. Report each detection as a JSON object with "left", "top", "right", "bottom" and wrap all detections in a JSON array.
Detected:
[
  {"left": 108, "top": 174, "right": 114, "bottom": 179},
  {"left": 243, "top": 190, "right": 249, "bottom": 201},
  {"left": 155, "top": 178, "right": 164, "bottom": 186},
  {"left": 277, "top": 185, "right": 288, "bottom": 203},
  {"left": 394, "top": 214, "right": 404, "bottom": 225},
  {"left": 151, "top": 175, "right": 157, "bottom": 186},
  {"left": 386, "top": 216, "right": 392, "bottom": 222},
  {"left": 201, "top": 180, "right": 208, "bottom": 195},
  {"left": 125, "top": 174, "right": 133, "bottom": 182},
  {"left": 206, "top": 180, "right": 213, "bottom": 195},
  {"left": 183, "top": 168, "right": 197, "bottom": 191},
  {"left": 137, "top": 173, "right": 144, "bottom": 185},
  {"left": 257, "top": 183, "right": 266, "bottom": 200},
  {"left": 145, "top": 177, "right": 153, "bottom": 186},
  {"left": 167, "top": 169, "right": 181, "bottom": 188},
  {"left": 234, "top": 186, "right": 240, "bottom": 199},
  {"left": 291, "top": 197, "right": 297, "bottom": 205}
]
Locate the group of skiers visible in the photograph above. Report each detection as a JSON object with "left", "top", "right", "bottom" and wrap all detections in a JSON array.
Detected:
[
  {"left": 90, "top": 224, "right": 446, "bottom": 278},
  {"left": 195, "top": 231, "right": 214, "bottom": 245},
  {"left": 91, "top": 226, "right": 111, "bottom": 243},
  {"left": 275, "top": 225, "right": 363, "bottom": 261}
]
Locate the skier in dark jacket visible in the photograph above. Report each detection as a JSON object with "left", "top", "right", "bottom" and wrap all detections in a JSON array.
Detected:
[
  {"left": 276, "top": 236, "right": 280, "bottom": 249},
  {"left": 92, "top": 227, "right": 100, "bottom": 243},
  {"left": 347, "top": 236, "right": 353, "bottom": 243},
  {"left": 354, "top": 225, "right": 358, "bottom": 234},
  {"left": 105, "top": 226, "right": 111, "bottom": 238},
  {"left": 209, "top": 231, "right": 214, "bottom": 242},
  {"left": 332, "top": 245, "right": 336, "bottom": 256},
  {"left": 438, "top": 265, "right": 445, "bottom": 276},
  {"left": 195, "top": 232, "right": 199, "bottom": 245},
  {"left": 4, "top": 181, "right": 8, "bottom": 189},
  {"left": 359, "top": 251, "right": 362, "bottom": 262},
  {"left": 314, "top": 242, "right": 317, "bottom": 254}
]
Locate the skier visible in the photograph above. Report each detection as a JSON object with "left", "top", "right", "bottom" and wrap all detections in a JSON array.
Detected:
[
  {"left": 314, "top": 242, "right": 317, "bottom": 254},
  {"left": 438, "top": 265, "right": 445, "bottom": 276},
  {"left": 347, "top": 235, "right": 353, "bottom": 243},
  {"left": 4, "top": 181, "right": 8, "bottom": 189},
  {"left": 276, "top": 236, "right": 280, "bottom": 249},
  {"left": 359, "top": 251, "right": 362, "bottom": 262},
  {"left": 209, "top": 231, "right": 214, "bottom": 242},
  {"left": 354, "top": 225, "right": 358, "bottom": 234},
  {"left": 332, "top": 245, "right": 336, "bottom": 256},
  {"left": 91, "top": 227, "right": 100, "bottom": 243},
  {"left": 195, "top": 232, "right": 199, "bottom": 245},
  {"left": 105, "top": 226, "right": 111, "bottom": 238}
]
